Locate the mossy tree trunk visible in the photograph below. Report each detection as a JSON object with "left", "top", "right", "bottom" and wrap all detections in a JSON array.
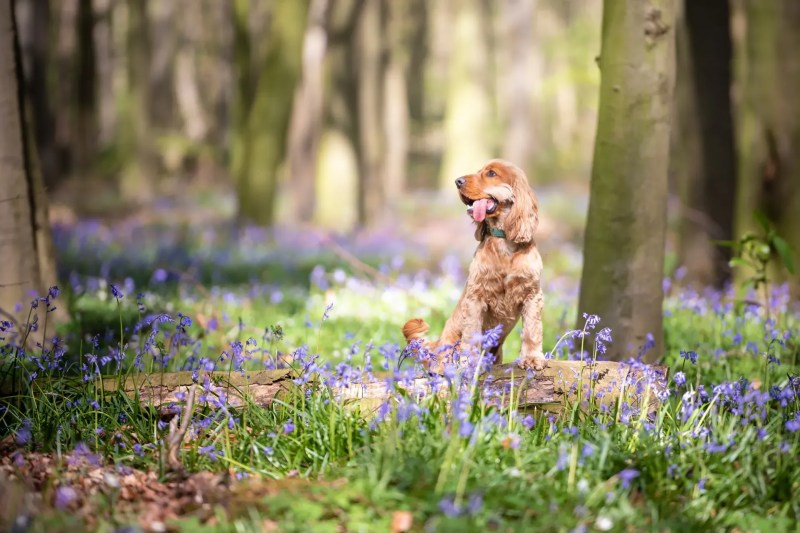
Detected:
[
  {"left": 732, "top": 1, "right": 800, "bottom": 295},
  {"left": 0, "top": 0, "right": 60, "bottom": 323},
  {"left": 232, "top": 0, "right": 308, "bottom": 227},
  {"left": 674, "top": 0, "right": 737, "bottom": 288},
  {"left": 577, "top": 0, "right": 676, "bottom": 363}
]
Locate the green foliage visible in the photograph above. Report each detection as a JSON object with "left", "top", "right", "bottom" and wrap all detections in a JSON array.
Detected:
[
  {"left": 2, "top": 250, "right": 799, "bottom": 531},
  {"left": 722, "top": 210, "right": 796, "bottom": 289}
]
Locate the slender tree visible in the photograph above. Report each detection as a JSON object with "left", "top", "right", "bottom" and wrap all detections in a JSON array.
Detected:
[
  {"left": 232, "top": 0, "right": 309, "bottom": 226},
  {"left": 0, "top": 0, "right": 60, "bottom": 323},
  {"left": 17, "top": 0, "right": 60, "bottom": 188},
  {"left": 285, "top": 0, "right": 331, "bottom": 224},
  {"left": 674, "top": 0, "right": 737, "bottom": 288},
  {"left": 733, "top": 0, "right": 800, "bottom": 294},
  {"left": 577, "top": 0, "right": 676, "bottom": 362}
]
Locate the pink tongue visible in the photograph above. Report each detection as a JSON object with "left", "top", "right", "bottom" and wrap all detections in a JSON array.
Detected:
[{"left": 471, "top": 199, "right": 488, "bottom": 222}]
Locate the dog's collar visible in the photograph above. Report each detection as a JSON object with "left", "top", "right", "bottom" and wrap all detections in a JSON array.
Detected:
[{"left": 486, "top": 227, "right": 506, "bottom": 239}]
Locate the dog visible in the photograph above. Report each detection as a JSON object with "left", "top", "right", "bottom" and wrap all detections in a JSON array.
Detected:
[{"left": 402, "top": 159, "right": 546, "bottom": 371}]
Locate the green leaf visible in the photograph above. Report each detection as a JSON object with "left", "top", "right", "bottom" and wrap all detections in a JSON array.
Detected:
[
  {"left": 729, "top": 257, "right": 748, "bottom": 269},
  {"left": 714, "top": 240, "right": 737, "bottom": 248},
  {"left": 771, "top": 235, "right": 796, "bottom": 274},
  {"left": 753, "top": 210, "right": 771, "bottom": 233}
]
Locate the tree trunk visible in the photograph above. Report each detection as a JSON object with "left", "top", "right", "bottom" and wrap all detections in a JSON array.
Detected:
[
  {"left": 16, "top": 0, "right": 61, "bottom": 189},
  {"left": 72, "top": 0, "right": 98, "bottom": 173},
  {"left": 119, "top": 0, "right": 155, "bottom": 200},
  {"left": 381, "top": 0, "right": 410, "bottom": 207},
  {"left": 500, "top": 0, "right": 537, "bottom": 169},
  {"left": 354, "top": 0, "right": 386, "bottom": 226},
  {"left": 675, "top": 0, "right": 736, "bottom": 288},
  {"left": 147, "top": 0, "right": 177, "bottom": 131},
  {"left": 0, "top": 0, "right": 59, "bottom": 324},
  {"left": 232, "top": 0, "right": 309, "bottom": 226},
  {"left": 285, "top": 0, "right": 330, "bottom": 224},
  {"left": 732, "top": 0, "right": 800, "bottom": 294},
  {"left": 437, "top": 0, "right": 494, "bottom": 189},
  {"left": 577, "top": 0, "right": 676, "bottom": 363}
]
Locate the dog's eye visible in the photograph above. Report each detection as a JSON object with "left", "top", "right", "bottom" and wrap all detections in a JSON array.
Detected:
[{"left": 487, "top": 169, "right": 497, "bottom": 177}]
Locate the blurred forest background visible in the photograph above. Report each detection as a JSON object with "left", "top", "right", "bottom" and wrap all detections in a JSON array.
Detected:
[{"left": 5, "top": 0, "right": 800, "bottom": 302}]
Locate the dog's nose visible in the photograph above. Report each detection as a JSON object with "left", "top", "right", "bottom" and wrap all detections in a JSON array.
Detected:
[{"left": 455, "top": 177, "right": 466, "bottom": 189}]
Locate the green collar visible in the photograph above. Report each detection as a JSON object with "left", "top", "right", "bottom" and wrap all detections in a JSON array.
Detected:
[{"left": 487, "top": 227, "right": 506, "bottom": 239}]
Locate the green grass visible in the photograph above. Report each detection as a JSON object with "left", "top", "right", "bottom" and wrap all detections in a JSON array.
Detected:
[{"left": 1, "top": 269, "right": 799, "bottom": 532}]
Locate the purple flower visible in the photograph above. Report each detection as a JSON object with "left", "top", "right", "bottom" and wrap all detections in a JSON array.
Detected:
[
  {"left": 284, "top": 420, "right": 296, "bottom": 434},
  {"left": 467, "top": 492, "right": 483, "bottom": 515},
  {"left": 786, "top": 413, "right": 800, "bottom": 433},
  {"left": 521, "top": 414, "right": 535, "bottom": 430},
  {"left": 680, "top": 351, "right": 698, "bottom": 364},
  {"left": 617, "top": 468, "right": 639, "bottom": 489},
  {"left": 110, "top": 284, "right": 123, "bottom": 299},
  {"left": 582, "top": 313, "right": 601, "bottom": 330},
  {"left": 198, "top": 444, "right": 222, "bottom": 461},
  {"left": 54, "top": 485, "right": 78, "bottom": 509},
  {"left": 439, "top": 496, "right": 461, "bottom": 518},
  {"left": 15, "top": 419, "right": 32, "bottom": 445},
  {"left": 48, "top": 286, "right": 60, "bottom": 301},
  {"left": 481, "top": 324, "right": 503, "bottom": 350},
  {"left": 673, "top": 371, "right": 686, "bottom": 387}
]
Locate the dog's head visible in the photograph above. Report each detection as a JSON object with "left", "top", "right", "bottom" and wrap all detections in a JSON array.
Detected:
[{"left": 456, "top": 159, "right": 538, "bottom": 243}]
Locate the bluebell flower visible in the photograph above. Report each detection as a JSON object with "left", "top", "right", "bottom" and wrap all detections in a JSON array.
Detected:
[
  {"left": 198, "top": 444, "right": 222, "bottom": 461},
  {"left": 673, "top": 371, "right": 686, "bottom": 387},
  {"left": 439, "top": 496, "right": 461, "bottom": 518},
  {"left": 617, "top": 468, "right": 639, "bottom": 489},
  {"left": 54, "top": 485, "right": 78, "bottom": 510},
  {"left": 680, "top": 350, "right": 698, "bottom": 364},
  {"left": 786, "top": 413, "right": 800, "bottom": 433},
  {"left": 110, "top": 284, "right": 123, "bottom": 299}
]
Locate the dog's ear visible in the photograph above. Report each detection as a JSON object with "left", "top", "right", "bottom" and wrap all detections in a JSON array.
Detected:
[
  {"left": 474, "top": 222, "right": 486, "bottom": 241},
  {"left": 504, "top": 169, "right": 538, "bottom": 244}
]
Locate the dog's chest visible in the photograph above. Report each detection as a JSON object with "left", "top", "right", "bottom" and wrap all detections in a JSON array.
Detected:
[{"left": 467, "top": 253, "right": 538, "bottom": 317}]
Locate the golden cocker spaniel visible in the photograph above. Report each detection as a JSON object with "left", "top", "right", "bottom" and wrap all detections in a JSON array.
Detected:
[{"left": 403, "top": 159, "right": 546, "bottom": 371}]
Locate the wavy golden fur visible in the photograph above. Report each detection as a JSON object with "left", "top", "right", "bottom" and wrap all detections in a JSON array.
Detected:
[{"left": 402, "top": 160, "right": 546, "bottom": 371}]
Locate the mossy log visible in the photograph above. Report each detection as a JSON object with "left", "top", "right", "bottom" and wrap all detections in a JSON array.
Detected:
[{"left": 2, "top": 361, "right": 667, "bottom": 418}]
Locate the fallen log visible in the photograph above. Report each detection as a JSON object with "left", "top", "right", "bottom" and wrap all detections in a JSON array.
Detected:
[{"left": 2, "top": 360, "right": 668, "bottom": 417}]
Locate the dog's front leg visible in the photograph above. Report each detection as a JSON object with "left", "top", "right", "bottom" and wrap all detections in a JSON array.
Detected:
[{"left": 519, "top": 288, "right": 546, "bottom": 371}]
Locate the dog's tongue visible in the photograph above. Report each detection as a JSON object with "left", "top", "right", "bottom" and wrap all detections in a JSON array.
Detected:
[{"left": 471, "top": 199, "right": 489, "bottom": 222}]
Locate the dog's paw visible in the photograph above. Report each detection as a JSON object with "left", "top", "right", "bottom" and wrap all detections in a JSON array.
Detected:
[{"left": 518, "top": 353, "right": 547, "bottom": 372}]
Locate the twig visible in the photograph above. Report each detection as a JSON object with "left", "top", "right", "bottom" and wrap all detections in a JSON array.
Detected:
[
  {"left": 166, "top": 384, "right": 198, "bottom": 473},
  {"left": 309, "top": 228, "right": 392, "bottom": 284}
]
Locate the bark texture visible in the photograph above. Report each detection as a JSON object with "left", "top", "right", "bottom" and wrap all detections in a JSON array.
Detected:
[
  {"left": 0, "top": 0, "right": 57, "bottom": 322},
  {"left": 577, "top": 0, "right": 676, "bottom": 362}
]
